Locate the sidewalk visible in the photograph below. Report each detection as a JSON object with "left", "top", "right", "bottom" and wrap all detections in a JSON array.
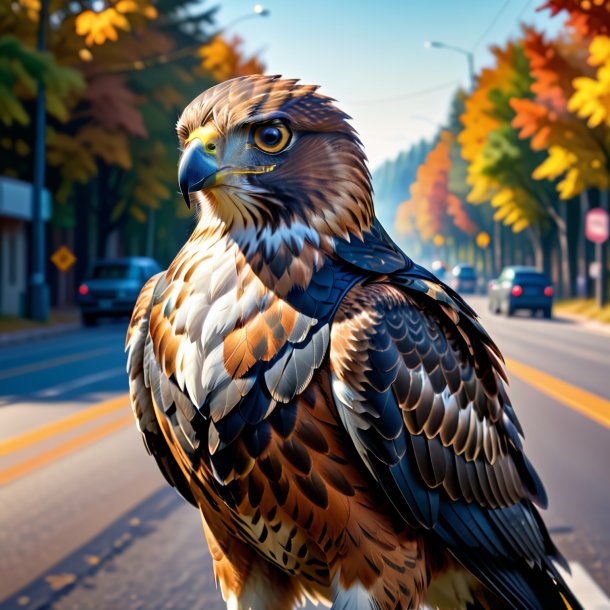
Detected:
[
  {"left": 0, "top": 309, "right": 81, "bottom": 348},
  {"left": 554, "top": 299, "right": 610, "bottom": 336}
]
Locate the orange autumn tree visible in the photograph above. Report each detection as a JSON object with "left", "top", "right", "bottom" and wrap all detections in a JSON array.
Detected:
[
  {"left": 459, "top": 41, "right": 544, "bottom": 233},
  {"left": 540, "top": 0, "right": 610, "bottom": 37},
  {"left": 459, "top": 39, "right": 558, "bottom": 273},
  {"left": 398, "top": 131, "right": 476, "bottom": 252},
  {"left": 1, "top": 0, "right": 265, "bottom": 273},
  {"left": 512, "top": 27, "right": 610, "bottom": 200}
]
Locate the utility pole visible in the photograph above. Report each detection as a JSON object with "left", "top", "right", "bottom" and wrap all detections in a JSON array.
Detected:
[{"left": 28, "top": 0, "right": 50, "bottom": 321}]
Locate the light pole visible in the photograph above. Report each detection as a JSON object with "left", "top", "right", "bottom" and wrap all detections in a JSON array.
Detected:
[
  {"left": 424, "top": 41, "right": 475, "bottom": 90},
  {"left": 29, "top": 0, "right": 50, "bottom": 321}
]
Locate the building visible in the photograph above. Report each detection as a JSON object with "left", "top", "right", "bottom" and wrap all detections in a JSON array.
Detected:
[{"left": 0, "top": 177, "right": 51, "bottom": 316}]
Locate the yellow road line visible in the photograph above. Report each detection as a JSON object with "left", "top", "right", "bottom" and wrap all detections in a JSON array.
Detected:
[
  {"left": 0, "top": 415, "right": 133, "bottom": 486},
  {"left": 505, "top": 357, "right": 610, "bottom": 430},
  {"left": 0, "top": 347, "right": 114, "bottom": 381},
  {"left": 1, "top": 357, "right": 608, "bottom": 487},
  {"left": 0, "top": 393, "right": 131, "bottom": 457}
]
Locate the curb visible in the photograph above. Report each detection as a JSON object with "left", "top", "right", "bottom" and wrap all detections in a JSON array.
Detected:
[{"left": 0, "top": 322, "right": 82, "bottom": 349}]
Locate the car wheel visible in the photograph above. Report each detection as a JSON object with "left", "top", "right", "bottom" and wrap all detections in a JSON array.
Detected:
[
  {"left": 82, "top": 313, "right": 97, "bottom": 327},
  {"left": 543, "top": 307, "right": 552, "bottom": 319}
]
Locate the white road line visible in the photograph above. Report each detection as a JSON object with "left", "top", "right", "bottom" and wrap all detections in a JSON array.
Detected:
[
  {"left": 560, "top": 562, "right": 610, "bottom": 610},
  {"left": 34, "top": 368, "right": 125, "bottom": 399},
  {"left": 418, "top": 562, "right": 608, "bottom": 610}
]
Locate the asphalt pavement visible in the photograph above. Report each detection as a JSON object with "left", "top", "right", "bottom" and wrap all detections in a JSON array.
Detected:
[{"left": 0, "top": 301, "right": 609, "bottom": 610}]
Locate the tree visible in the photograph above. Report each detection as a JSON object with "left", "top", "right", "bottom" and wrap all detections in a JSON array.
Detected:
[
  {"left": 511, "top": 27, "right": 608, "bottom": 200},
  {"left": 375, "top": 139, "right": 434, "bottom": 231},
  {"left": 1, "top": 1, "right": 265, "bottom": 277},
  {"left": 456, "top": 37, "right": 593, "bottom": 291},
  {"left": 541, "top": 0, "right": 610, "bottom": 37},
  {"left": 397, "top": 130, "right": 477, "bottom": 265}
]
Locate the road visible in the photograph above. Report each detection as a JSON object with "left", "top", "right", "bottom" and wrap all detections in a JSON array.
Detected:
[{"left": 0, "top": 300, "right": 609, "bottom": 610}]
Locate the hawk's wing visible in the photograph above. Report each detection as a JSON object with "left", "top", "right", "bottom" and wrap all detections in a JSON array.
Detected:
[
  {"left": 329, "top": 277, "right": 579, "bottom": 610},
  {"left": 125, "top": 273, "right": 197, "bottom": 506}
]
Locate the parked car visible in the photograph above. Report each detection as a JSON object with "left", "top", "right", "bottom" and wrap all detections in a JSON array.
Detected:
[
  {"left": 430, "top": 260, "right": 449, "bottom": 281},
  {"left": 488, "top": 266, "right": 553, "bottom": 318},
  {"left": 78, "top": 257, "right": 162, "bottom": 326},
  {"left": 449, "top": 264, "right": 478, "bottom": 294}
]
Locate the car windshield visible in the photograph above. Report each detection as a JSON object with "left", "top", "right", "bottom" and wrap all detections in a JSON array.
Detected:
[
  {"left": 92, "top": 264, "right": 139, "bottom": 280},
  {"left": 514, "top": 272, "right": 547, "bottom": 285}
]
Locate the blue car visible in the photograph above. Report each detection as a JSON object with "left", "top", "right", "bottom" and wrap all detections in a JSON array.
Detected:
[
  {"left": 488, "top": 266, "right": 553, "bottom": 318},
  {"left": 78, "top": 257, "right": 161, "bottom": 326}
]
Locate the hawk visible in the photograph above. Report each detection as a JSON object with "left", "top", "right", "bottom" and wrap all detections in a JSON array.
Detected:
[{"left": 126, "top": 75, "right": 582, "bottom": 610}]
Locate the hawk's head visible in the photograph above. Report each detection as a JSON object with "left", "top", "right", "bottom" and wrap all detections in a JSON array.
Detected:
[{"left": 177, "top": 75, "right": 374, "bottom": 252}]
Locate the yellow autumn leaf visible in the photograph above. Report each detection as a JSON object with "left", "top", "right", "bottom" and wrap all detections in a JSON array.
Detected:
[
  {"left": 532, "top": 146, "right": 577, "bottom": 181},
  {"left": 467, "top": 173, "right": 496, "bottom": 204},
  {"left": 143, "top": 5, "right": 158, "bottom": 19},
  {"left": 493, "top": 205, "right": 512, "bottom": 221},
  {"left": 556, "top": 168, "right": 583, "bottom": 200},
  {"left": 512, "top": 218, "right": 529, "bottom": 233},
  {"left": 588, "top": 35, "right": 610, "bottom": 67},
  {"left": 504, "top": 209, "right": 522, "bottom": 225},
  {"left": 18, "top": 0, "right": 39, "bottom": 21},
  {"left": 75, "top": 8, "right": 131, "bottom": 47},
  {"left": 568, "top": 36, "right": 610, "bottom": 128},
  {"left": 115, "top": 0, "right": 140, "bottom": 13},
  {"left": 490, "top": 188, "right": 513, "bottom": 208}
]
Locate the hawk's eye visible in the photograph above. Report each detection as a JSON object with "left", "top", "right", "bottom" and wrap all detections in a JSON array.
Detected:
[{"left": 253, "top": 122, "right": 291, "bottom": 153}]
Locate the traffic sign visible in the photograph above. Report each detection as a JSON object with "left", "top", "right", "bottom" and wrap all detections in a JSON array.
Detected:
[
  {"left": 585, "top": 208, "right": 609, "bottom": 244},
  {"left": 50, "top": 245, "right": 76, "bottom": 272}
]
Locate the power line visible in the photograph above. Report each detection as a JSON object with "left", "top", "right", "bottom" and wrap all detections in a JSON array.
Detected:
[
  {"left": 471, "top": 0, "right": 513, "bottom": 51},
  {"left": 516, "top": 0, "right": 534, "bottom": 22},
  {"left": 347, "top": 80, "right": 460, "bottom": 105}
]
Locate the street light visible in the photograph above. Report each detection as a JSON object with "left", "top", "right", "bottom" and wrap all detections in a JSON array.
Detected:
[{"left": 424, "top": 40, "right": 475, "bottom": 90}]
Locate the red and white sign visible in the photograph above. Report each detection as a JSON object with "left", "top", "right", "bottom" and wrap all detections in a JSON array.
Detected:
[{"left": 586, "top": 208, "right": 609, "bottom": 244}]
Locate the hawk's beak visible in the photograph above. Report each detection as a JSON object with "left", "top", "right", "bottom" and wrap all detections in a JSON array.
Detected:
[{"left": 178, "top": 139, "right": 219, "bottom": 208}]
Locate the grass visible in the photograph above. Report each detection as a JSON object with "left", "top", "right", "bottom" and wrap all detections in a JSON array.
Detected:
[
  {"left": 554, "top": 298, "right": 610, "bottom": 325},
  {"left": 0, "top": 308, "right": 80, "bottom": 334}
]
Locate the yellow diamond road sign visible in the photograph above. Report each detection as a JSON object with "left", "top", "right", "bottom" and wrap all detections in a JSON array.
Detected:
[{"left": 51, "top": 246, "right": 76, "bottom": 272}]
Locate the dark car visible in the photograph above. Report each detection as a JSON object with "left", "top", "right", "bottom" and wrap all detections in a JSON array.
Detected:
[
  {"left": 78, "top": 257, "right": 162, "bottom": 326},
  {"left": 431, "top": 260, "right": 449, "bottom": 281},
  {"left": 449, "top": 264, "right": 478, "bottom": 294},
  {"left": 488, "top": 266, "right": 553, "bottom": 318}
]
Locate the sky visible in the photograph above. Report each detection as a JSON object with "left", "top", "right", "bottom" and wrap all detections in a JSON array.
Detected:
[{"left": 213, "top": 0, "right": 565, "bottom": 170}]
